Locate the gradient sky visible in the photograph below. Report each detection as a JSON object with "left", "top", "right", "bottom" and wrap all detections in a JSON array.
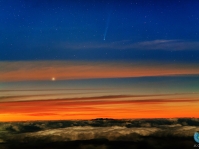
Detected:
[{"left": 0, "top": 0, "right": 199, "bottom": 121}]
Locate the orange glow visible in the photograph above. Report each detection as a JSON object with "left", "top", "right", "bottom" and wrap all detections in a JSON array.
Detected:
[
  {"left": 1, "top": 61, "right": 199, "bottom": 121},
  {"left": 1, "top": 61, "right": 199, "bottom": 82},
  {"left": 0, "top": 95, "right": 199, "bottom": 121}
]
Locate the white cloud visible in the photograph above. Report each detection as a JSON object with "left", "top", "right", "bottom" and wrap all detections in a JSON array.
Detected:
[
  {"left": 58, "top": 39, "right": 199, "bottom": 51},
  {"left": 26, "top": 126, "right": 159, "bottom": 141}
]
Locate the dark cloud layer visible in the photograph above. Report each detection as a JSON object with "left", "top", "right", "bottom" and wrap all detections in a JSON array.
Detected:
[{"left": 0, "top": 118, "right": 198, "bottom": 149}]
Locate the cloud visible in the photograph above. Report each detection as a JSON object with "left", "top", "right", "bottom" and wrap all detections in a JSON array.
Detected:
[
  {"left": 1, "top": 92, "right": 198, "bottom": 103},
  {"left": 121, "top": 39, "right": 178, "bottom": 50},
  {"left": 24, "top": 126, "right": 158, "bottom": 141},
  {"left": 0, "top": 93, "right": 199, "bottom": 121},
  {"left": 0, "top": 90, "right": 110, "bottom": 102},
  {"left": 1, "top": 61, "right": 199, "bottom": 82},
  {"left": 58, "top": 39, "right": 199, "bottom": 51},
  {"left": 127, "top": 40, "right": 199, "bottom": 51},
  {"left": 0, "top": 118, "right": 199, "bottom": 149},
  {"left": 1, "top": 118, "right": 199, "bottom": 143}
]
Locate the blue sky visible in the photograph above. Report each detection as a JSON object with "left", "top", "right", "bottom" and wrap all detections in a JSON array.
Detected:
[{"left": 1, "top": 0, "right": 199, "bottom": 62}]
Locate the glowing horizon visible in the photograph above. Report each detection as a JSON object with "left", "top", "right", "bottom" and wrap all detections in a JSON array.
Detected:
[{"left": 1, "top": 67, "right": 199, "bottom": 121}]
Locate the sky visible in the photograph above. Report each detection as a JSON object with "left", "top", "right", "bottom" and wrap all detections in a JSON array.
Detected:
[{"left": 0, "top": 0, "right": 199, "bottom": 121}]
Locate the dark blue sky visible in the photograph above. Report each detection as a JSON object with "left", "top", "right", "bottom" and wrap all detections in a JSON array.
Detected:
[{"left": 1, "top": 0, "right": 199, "bottom": 62}]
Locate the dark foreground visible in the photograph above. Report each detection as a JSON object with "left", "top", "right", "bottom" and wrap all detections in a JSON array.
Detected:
[{"left": 0, "top": 137, "right": 196, "bottom": 149}]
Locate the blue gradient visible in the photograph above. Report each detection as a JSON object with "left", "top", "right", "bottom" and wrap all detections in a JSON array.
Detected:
[{"left": 1, "top": 0, "right": 199, "bottom": 62}]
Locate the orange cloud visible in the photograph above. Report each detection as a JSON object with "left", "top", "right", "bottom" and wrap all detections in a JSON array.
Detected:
[
  {"left": 1, "top": 61, "right": 199, "bottom": 82},
  {"left": 0, "top": 94, "right": 199, "bottom": 121}
]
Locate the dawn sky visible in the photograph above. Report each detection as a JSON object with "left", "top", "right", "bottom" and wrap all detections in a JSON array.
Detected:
[{"left": 0, "top": 0, "right": 199, "bottom": 121}]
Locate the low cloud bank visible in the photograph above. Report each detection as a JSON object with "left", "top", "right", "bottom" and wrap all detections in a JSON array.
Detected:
[{"left": 0, "top": 118, "right": 199, "bottom": 149}]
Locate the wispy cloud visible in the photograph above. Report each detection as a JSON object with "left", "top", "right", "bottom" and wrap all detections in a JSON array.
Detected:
[
  {"left": 58, "top": 39, "right": 199, "bottom": 51},
  {"left": 133, "top": 40, "right": 199, "bottom": 50},
  {"left": 0, "top": 93, "right": 198, "bottom": 121},
  {"left": 1, "top": 61, "right": 199, "bottom": 82},
  {"left": 0, "top": 93, "right": 197, "bottom": 103}
]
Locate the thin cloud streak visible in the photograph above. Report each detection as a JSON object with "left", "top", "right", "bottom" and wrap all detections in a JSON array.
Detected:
[
  {"left": 0, "top": 94, "right": 198, "bottom": 113},
  {"left": 0, "top": 93, "right": 198, "bottom": 103},
  {"left": 59, "top": 39, "right": 199, "bottom": 51},
  {"left": 0, "top": 91, "right": 110, "bottom": 102},
  {"left": 15, "top": 98, "right": 199, "bottom": 105},
  {"left": 0, "top": 94, "right": 199, "bottom": 121},
  {"left": 1, "top": 61, "right": 199, "bottom": 82}
]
